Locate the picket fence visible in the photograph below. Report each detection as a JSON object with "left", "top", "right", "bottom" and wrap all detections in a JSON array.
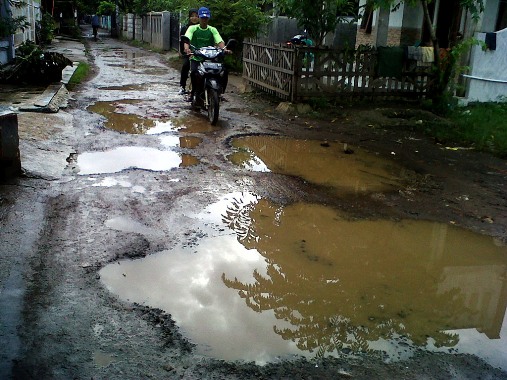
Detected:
[{"left": 242, "top": 39, "right": 435, "bottom": 103}]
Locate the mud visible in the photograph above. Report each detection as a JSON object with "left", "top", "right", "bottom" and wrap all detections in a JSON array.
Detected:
[{"left": 0, "top": 28, "right": 506, "bottom": 379}]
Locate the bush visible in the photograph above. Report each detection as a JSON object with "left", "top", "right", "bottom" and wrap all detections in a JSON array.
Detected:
[
  {"left": 0, "top": 41, "right": 72, "bottom": 84},
  {"left": 38, "top": 12, "right": 55, "bottom": 44}
]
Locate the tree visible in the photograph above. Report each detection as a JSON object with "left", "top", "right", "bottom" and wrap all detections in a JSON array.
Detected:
[
  {"left": 132, "top": 0, "right": 173, "bottom": 15},
  {"left": 366, "top": 0, "right": 485, "bottom": 112},
  {"left": 97, "top": 1, "right": 116, "bottom": 16},
  {"left": 177, "top": 0, "right": 268, "bottom": 42},
  {"left": 275, "top": 0, "right": 357, "bottom": 46},
  {"left": 75, "top": 0, "right": 102, "bottom": 15}
]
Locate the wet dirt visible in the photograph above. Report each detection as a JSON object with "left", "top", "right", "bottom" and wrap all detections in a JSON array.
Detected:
[{"left": 1, "top": 30, "right": 507, "bottom": 380}]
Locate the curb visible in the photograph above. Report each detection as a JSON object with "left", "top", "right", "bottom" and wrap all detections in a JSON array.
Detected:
[{"left": 19, "top": 62, "right": 78, "bottom": 113}]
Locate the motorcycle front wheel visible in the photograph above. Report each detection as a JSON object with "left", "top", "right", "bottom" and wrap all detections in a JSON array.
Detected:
[{"left": 207, "top": 88, "right": 220, "bottom": 125}]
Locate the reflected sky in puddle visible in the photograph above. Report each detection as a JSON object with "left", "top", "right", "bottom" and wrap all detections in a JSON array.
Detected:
[
  {"left": 77, "top": 146, "right": 198, "bottom": 175},
  {"left": 100, "top": 193, "right": 507, "bottom": 368},
  {"left": 229, "top": 136, "right": 406, "bottom": 193},
  {"left": 88, "top": 101, "right": 177, "bottom": 134},
  {"left": 88, "top": 101, "right": 217, "bottom": 135}
]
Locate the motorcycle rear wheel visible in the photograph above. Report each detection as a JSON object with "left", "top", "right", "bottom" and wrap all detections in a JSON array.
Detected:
[{"left": 207, "top": 88, "right": 220, "bottom": 125}]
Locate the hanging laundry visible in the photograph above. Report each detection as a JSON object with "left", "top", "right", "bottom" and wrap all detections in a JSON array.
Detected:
[
  {"left": 420, "top": 47, "right": 434, "bottom": 63},
  {"left": 406, "top": 46, "right": 422, "bottom": 61}
]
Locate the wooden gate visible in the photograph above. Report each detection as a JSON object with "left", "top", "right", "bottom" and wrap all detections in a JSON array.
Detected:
[{"left": 169, "top": 13, "right": 180, "bottom": 51}]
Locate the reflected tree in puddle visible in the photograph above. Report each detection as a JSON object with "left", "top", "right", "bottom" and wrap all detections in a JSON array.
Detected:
[{"left": 221, "top": 199, "right": 507, "bottom": 357}]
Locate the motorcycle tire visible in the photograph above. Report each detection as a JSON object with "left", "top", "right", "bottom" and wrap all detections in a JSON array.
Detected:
[{"left": 207, "top": 88, "right": 220, "bottom": 125}]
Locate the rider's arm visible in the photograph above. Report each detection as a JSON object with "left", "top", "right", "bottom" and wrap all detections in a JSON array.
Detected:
[{"left": 217, "top": 41, "right": 232, "bottom": 54}]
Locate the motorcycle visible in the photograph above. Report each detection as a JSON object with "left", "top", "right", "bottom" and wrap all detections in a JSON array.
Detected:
[
  {"left": 285, "top": 34, "right": 313, "bottom": 47},
  {"left": 181, "top": 37, "right": 236, "bottom": 125}
]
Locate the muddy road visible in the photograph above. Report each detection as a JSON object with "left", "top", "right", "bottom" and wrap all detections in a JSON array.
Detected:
[{"left": 1, "top": 32, "right": 507, "bottom": 379}]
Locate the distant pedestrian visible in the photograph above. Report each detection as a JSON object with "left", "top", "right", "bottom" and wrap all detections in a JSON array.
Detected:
[
  {"left": 178, "top": 8, "right": 199, "bottom": 95},
  {"left": 91, "top": 14, "right": 100, "bottom": 41}
]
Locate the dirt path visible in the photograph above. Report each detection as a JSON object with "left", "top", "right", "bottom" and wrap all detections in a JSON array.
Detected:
[{"left": 0, "top": 32, "right": 506, "bottom": 379}]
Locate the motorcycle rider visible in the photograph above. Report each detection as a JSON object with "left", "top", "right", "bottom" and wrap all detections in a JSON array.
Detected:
[
  {"left": 183, "top": 6, "right": 231, "bottom": 103},
  {"left": 178, "top": 8, "right": 199, "bottom": 95}
]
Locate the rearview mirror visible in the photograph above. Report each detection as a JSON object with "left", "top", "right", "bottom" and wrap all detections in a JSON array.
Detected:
[{"left": 226, "top": 39, "right": 237, "bottom": 50}]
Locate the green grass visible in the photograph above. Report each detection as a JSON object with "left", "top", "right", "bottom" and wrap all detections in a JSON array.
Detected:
[
  {"left": 437, "top": 102, "right": 507, "bottom": 157},
  {"left": 67, "top": 61, "right": 90, "bottom": 89}
]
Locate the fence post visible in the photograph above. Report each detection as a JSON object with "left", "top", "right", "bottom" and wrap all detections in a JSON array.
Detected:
[
  {"left": 162, "top": 12, "right": 171, "bottom": 51},
  {"left": 291, "top": 49, "right": 299, "bottom": 103},
  {"left": 0, "top": 110, "right": 21, "bottom": 180}
]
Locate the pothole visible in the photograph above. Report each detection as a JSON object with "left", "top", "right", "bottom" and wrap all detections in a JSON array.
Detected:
[
  {"left": 229, "top": 135, "right": 407, "bottom": 194},
  {"left": 76, "top": 146, "right": 199, "bottom": 175},
  {"left": 100, "top": 192, "right": 507, "bottom": 367}
]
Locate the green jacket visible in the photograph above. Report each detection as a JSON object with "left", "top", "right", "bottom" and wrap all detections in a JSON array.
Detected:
[{"left": 184, "top": 25, "right": 224, "bottom": 61}]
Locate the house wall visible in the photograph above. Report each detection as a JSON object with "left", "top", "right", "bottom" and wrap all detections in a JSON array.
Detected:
[
  {"left": 1, "top": 0, "right": 40, "bottom": 64},
  {"left": 400, "top": 2, "right": 423, "bottom": 45},
  {"left": 478, "top": 0, "right": 501, "bottom": 32},
  {"left": 356, "top": 0, "right": 422, "bottom": 47},
  {"left": 119, "top": 13, "right": 172, "bottom": 51},
  {"left": 465, "top": 28, "right": 507, "bottom": 102},
  {"left": 356, "top": 28, "right": 401, "bottom": 47},
  {"left": 11, "top": 0, "right": 41, "bottom": 46},
  {"left": 140, "top": 12, "right": 171, "bottom": 50}
]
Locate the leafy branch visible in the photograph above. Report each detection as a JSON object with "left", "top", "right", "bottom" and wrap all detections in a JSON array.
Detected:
[{"left": 0, "top": 0, "right": 29, "bottom": 38}]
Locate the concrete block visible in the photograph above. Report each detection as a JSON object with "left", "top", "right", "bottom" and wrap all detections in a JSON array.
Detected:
[{"left": 0, "top": 110, "right": 21, "bottom": 180}]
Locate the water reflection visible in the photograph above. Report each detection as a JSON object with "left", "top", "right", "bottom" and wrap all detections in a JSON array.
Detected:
[
  {"left": 229, "top": 136, "right": 407, "bottom": 193},
  {"left": 77, "top": 146, "right": 198, "bottom": 174},
  {"left": 222, "top": 198, "right": 507, "bottom": 362},
  {"left": 88, "top": 101, "right": 178, "bottom": 134},
  {"left": 99, "top": 193, "right": 507, "bottom": 367}
]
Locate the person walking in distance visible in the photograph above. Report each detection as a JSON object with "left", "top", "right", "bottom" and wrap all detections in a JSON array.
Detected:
[
  {"left": 178, "top": 9, "right": 199, "bottom": 95},
  {"left": 91, "top": 14, "right": 100, "bottom": 41}
]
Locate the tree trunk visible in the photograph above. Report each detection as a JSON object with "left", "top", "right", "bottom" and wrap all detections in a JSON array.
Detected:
[{"left": 421, "top": 0, "right": 440, "bottom": 67}]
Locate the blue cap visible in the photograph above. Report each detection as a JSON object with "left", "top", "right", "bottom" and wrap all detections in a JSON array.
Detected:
[{"left": 198, "top": 7, "right": 211, "bottom": 18}]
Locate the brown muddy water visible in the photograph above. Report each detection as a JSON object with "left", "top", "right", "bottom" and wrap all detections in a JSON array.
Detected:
[
  {"left": 100, "top": 192, "right": 507, "bottom": 368},
  {"left": 228, "top": 136, "right": 407, "bottom": 194},
  {"left": 88, "top": 100, "right": 220, "bottom": 135}
]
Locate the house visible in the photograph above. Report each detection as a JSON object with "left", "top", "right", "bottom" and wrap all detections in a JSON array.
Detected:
[
  {"left": 0, "top": 0, "right": 42, "bottom": 65},
  {"left": 356, "top": 0, "right": 507, "bottom": 103}
]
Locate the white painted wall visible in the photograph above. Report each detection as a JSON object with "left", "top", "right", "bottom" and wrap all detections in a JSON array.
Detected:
[
  {"left": 465, "top": 28, "right": 507, "bottom": 102},
  {"left": 478, "top": 0, "right": 500, "bottom": 32},
  {"left": 11, "top": 0, "right": 41, "bottom": 46},
  {"left": 402, "top": 2, "right": 423, "bottom": 29}
]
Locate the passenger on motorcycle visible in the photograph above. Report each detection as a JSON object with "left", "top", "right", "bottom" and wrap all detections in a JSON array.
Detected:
[{"left": 183, "top": 6, "right": 232, "bottom": 103}]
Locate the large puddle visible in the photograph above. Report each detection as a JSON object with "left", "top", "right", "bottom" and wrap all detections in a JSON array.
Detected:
[
  {"left": 76, "top": 146, "right": 198, "bottom": 175},
  {"left": 100, "top": 193, "right": 507, "bottom": 368},
  {"left": 88, "top": 101, "right": 220, "bottom": 135},
  {"left": 229, "top": 136, "right": 407, "bottom": 193},
  {"left": 88, "top": 101, "right": 175, "bottom": 134}
]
